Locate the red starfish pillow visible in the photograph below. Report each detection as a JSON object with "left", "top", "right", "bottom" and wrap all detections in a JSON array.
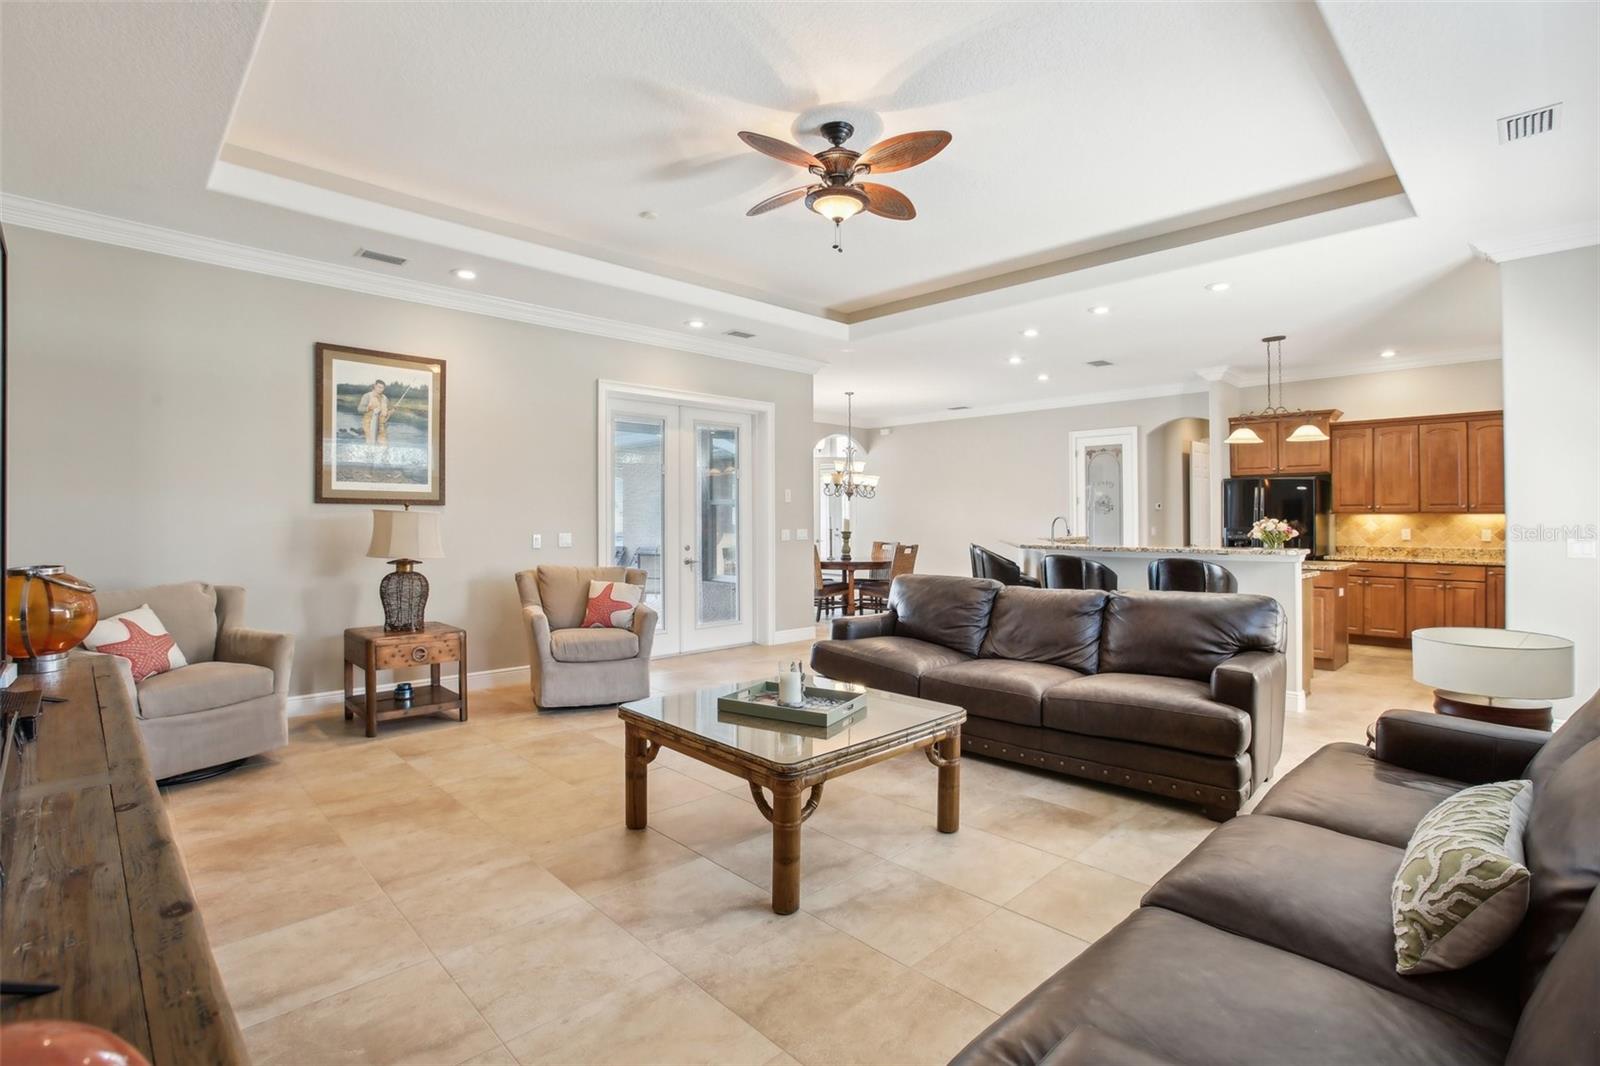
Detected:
[
  {"left": 83, "top": 605, "right": 188, "bottom": 681},
  {"left": 581, "top": 580, "right": 643, "bottom": 629}
]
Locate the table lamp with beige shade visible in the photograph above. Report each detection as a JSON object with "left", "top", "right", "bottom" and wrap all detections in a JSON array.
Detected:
[
  {"left": 368, "top": 507, "right": 443, "bottom": 632},
  {"left": 1411, "top": 627, "right": 1574, "bottom": 731}
]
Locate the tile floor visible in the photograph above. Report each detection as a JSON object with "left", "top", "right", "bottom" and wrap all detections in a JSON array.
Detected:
[{"left": 164, "top": 634, "right": 1431, "bottom": 1065}]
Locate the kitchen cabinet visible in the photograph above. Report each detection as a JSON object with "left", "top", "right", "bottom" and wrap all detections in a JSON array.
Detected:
[
  {"left": 1405, "top": 564, "right": 1487, "bottom": 634},
  {"left": 1331, "top": 426, "right": 1374, "bottom": 512},
  {"left": 1419, "top": 421, "right": 1470, "bottom": 512},
  {"left": 1373, "top": 424, "right": 1421, "bottom": 512},
  {"left": 1229, "top": 418, "right": 1279, "bottom": 476},
  {"left": 1277, "top": 413, "right": 1335, "bottom": 474},
  {"left": 1310, "top": 569, "right": 1349, "bottom": 669},
  {"left": 1469, "top": 418, "right": 1505, "bottom": 512},
  {"left": 1345, "top": 573, "right": 1365, "bottom": 635},
  {"left": 1487, "top": 566, "right": 1506, "bottom": 628},
  {"left": 1344, "top": 562, "right": 1407, "bottom": 638}
]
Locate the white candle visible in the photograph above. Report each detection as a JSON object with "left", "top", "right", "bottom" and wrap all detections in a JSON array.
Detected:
[{"left": 842, "top": 517, "right": 852, "bottom": 532}]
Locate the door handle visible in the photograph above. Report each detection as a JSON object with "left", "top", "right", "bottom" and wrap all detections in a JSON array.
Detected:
[{"left": 683, "top": 557, "right": 697, "bottom": 566}]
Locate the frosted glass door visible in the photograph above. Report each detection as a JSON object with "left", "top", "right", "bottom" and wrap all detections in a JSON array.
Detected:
[{"left": 1085, "top": 445, "right": 1124, "bottom": 546}]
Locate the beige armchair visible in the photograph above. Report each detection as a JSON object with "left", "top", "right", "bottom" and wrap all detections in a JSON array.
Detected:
[
  {"left": 89, "top": 582, "right": 293, "bottom": 783},
  {"left": 514, "top": 566, "right": 656, "bottom": 708}
]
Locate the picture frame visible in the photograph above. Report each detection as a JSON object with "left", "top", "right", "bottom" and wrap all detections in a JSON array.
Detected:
[{"left": 314, "top": 343, "right": 445, "bottom": 505}]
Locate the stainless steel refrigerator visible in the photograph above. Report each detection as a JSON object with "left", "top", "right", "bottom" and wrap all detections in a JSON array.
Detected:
[{"left": 1222, "top": 475, "right": 1333, "bottom": 558}]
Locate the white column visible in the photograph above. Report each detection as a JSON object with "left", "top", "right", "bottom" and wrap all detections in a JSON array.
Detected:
[{"left": 1198, "top": 368, "right": 1243, "bottom": 548}]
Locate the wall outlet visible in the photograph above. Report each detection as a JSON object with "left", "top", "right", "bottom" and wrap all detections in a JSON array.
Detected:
[
  {"left": 1400, "top": 527, "right": 1412, "bottom": 541},
  {"left": 531, "top": 534, "right": 542, "bottom": 550},
  {"left": 558, "top": 532, "right": 573, "bottom": 548},
  {"left": 1480, "top": 528, "right": 1494, "bottom": 542},
  {"left": 797, "top": 528, "right": 809, "bottom": 540},
  {"left": 780, "top": 529, "right": 792, "bottom": 542}
]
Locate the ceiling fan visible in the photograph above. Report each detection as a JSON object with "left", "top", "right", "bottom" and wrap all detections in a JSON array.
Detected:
[{"left": 738, "top": 120, "right": 951, "bottom": 252}]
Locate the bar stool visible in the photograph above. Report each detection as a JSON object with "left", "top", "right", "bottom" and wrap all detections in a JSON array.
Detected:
[
  {"left": 1147, "top": 557, "right": 1237, "bottom": 593},
  {"left": 1041, "top": 554, "right": 1118, "bottom": 591},
  {"left": 969, "top": 544, "right": 1040, "bottom": 587}
]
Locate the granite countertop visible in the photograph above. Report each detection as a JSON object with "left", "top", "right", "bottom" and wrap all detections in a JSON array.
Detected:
[
  {"left": 1012, "top": 542, "right": 1307, "bottom": 558},
  {"left": 1325, "top": 549, "right": 1506, "bottom": 566},
  {"left": 1303, "top": 561, "right": 1355, "bottom": 572}
]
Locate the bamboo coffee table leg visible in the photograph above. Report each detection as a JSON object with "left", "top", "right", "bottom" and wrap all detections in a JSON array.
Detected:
[
  {"left": 624, "top": 724, "right": 649, "bottom": 830},
  {"left": 935, "top": 731, "right": 961, "bottom": 834},
  {"left": 770, "top": 780, "right": 804, "bottom": 914}
]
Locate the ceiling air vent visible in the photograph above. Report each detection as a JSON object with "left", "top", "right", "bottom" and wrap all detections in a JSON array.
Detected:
[
  {"left": 947, "top": 405, "right": 970, "bottom": 411},
  {"left": 356, "top": 248, "right": 408, "bottom": 266},
  {"left": 1499, "top": 103, "right": 1561, "bottom": 143},
  {"left": 1086, "top": 359, "right": 1113, "bottom": 367},
  {"left": 723, "top": 329, "right": 757, "bottom": 339}
]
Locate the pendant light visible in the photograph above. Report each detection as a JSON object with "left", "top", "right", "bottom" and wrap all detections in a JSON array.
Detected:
[{"left": 1226, "top": 335, "right": 1327, "bottom": 445}]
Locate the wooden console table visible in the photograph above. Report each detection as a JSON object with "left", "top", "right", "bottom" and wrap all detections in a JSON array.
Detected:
[
  {"left": 1, "top": 657, "right": 247, "bottom": 1064},
  {"left": 344, "top": 622, "right": 468, "bottom": 737}
]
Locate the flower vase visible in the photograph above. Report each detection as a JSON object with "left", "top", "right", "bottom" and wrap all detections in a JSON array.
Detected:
[{"left": 1261, "top": 534, "right": 1286, "bottom": 550}]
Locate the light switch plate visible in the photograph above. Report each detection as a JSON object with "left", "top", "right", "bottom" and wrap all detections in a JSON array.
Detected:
[
  {"left": 1481, "top": 528, "right": 1494, "bottom": 542},
  {"left": 780, "top": 529, "right": 792, "bottom": 541},
  {"left": 1401, "top": 528, "right": 1412, "bottom": 541},
  {"left": 784, "top": 488, "right": 792, "bottom": 503},
  {"left": 531, "top": 534, "right": 542, "bottom": 549},
  {"left": 797, "top": 528, "right": 809, "bottom": 540},
  {"left": 558, "top": 532, "right": 573, "bottom": 548},
  {"left": 1568, "top": 538, "right": 1597, "bottom": 559}
]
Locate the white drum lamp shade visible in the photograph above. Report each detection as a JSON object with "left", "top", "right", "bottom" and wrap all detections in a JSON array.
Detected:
[
  {"left": 1411, "top": 628, "right": 1574, "bottom": 702},
  {"left": 367, "top": 509, "right": 444, "bottom": 561}
]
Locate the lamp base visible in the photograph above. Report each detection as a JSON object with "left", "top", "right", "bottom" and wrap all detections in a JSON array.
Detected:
[
  {"left": 1433, "top": 690, "right": 1552, "bottom": 731},
  {"left": 379, "top": 561, "right": 430, "bottom": 632},
  {"left": 16, "top": 652, "right": 70, "bottom": 675},
  {"left": 839, "top": 530, "right": 853, "bottom": 562}
]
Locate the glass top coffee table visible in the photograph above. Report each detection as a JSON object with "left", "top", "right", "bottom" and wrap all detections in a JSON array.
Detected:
[{"left": 619, "top": 678, "right": 965, "bottom": 914}]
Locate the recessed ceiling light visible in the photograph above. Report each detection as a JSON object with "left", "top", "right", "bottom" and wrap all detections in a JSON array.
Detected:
[
  {"left": 685, "top": 319, "right": 706, "bottom": 329},
  {"left": 1020, "top": 328, "right": 1039, "bottom": 338},
  {"left": 1088, "top": 305, "right": 1111, "bottom": 315},
  {"left": 1037, "top": 373, "right": 1050, "bottom": 382},
  {"left": 1205, "top": 281, "right": 1231, "bottom": 292},
  {"left": 1008, "top": 355, "right": 1024, "bottom": 366},
  {"left": 1379, "top": 348, "right": 1397, "bottom": 359},
  {"left": 451, "top": 268, "right": 477, "bottom": 281}
]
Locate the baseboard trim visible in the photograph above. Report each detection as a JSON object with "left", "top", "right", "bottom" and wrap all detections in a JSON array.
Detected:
[
  {"left": 287, "top": 664, "right": 529, "bottom": 718},
  {"left": 767, "top": 626, "right": 819, "bottom": 645},
  {"left": 1288, "top": 688, "right": 1307, "bottom": 714}
]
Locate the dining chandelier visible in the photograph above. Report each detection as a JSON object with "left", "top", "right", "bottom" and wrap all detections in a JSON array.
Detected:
[
  {"left": 1223, "top": 335, "right": 1329, "bottom": 445},
  {"left": 822, "top": 392, "right": 879, "bottom": 499}
]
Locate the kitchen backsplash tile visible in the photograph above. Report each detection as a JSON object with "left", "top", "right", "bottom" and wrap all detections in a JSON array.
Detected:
[{"left": 1333, "top": 512, "right": 1505, "bottom": 551}]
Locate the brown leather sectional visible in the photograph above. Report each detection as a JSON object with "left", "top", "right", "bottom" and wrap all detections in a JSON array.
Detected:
[
  {"left": 953, "top": 696, "right": 1600, "bottom": 1066},
  {"left": 810, "top": 574, "right": 1287, "bottom": 817}
]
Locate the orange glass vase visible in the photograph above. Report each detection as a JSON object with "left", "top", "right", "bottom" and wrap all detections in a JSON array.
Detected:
[{"left": 5, "top": 565, "right": 98, "bottom": 674}]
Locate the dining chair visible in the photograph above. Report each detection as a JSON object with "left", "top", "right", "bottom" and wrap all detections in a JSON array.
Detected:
[
  {"left": 969, "top": 544, "right": 1040, "bottom": 587},
  {"left": 871, "top": 540, "right": 897, "bottom": 560},
  {"left": 1040, "top": 554, "right": 1119, "bottom": 591},
  {"left": 814, "top": 544, "right": 848, "bottom": 620},
  {"left": 857, "top": 543, "right": 918, "bottom": 611},
  {"left": 1147, "top": 557, "right": 1237, "bottom": 593}
]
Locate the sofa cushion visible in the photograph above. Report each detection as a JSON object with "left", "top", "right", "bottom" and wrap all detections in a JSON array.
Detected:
[
  {"left": 1098, "top": 591, "right": 1283, "bottom": 682},
  {"left": 949, "top": 906, "right": 1508, "bottom": 1066},
  {"left": 1525, "top": 689, "right": 1600, "bottom": 791},
  {"left": 1518, "top": 738, "right": 1600, "bottom": 1000},
  {"left": 549, "top": 627, "right": 640, "bottom": 664},
  {"left": 1394, "top": 780, "right": 1533, "bottom": 976},
  {"left": 811, "top": 635, "right": 968, "bottom": 697},
  {"left": 888, "top": 574, "right": 1001, "bottom": 657},
  {"left": 1145, "top": 815, "right": 1519, "bottom": 1036},
  {"left": 84, "top": 605, "right": 189, "bottom": 681},
  {"left": 136, "top": 661, "right": 274, "bottom": 720},
  {"left": 1036, "top": 1025, "right": 1173, "bottom": 1065},
  {"left": 1043, "top": 674, "right": 1251, "bottom": 758},
  {"left": 1254, "top": 742, "right": 1462, "bottom": 849},
  {"left": 95, "top": 581, "right": 219, "bottom": 664},
  {"left": 532, "top": 566, "right": 643, "bottom": 630},
  {"left": 1506, "top": 892, "right": 1600, "bottom": 1066},
  {"left": 921, "top": 659, "right": 1082, "bottom": 728},
  {"left": 979, "top": 587, "right": 1107, "bottom": 673},
  {"left": 965, "top": 717, "right": 1250, "bottom": 794}
]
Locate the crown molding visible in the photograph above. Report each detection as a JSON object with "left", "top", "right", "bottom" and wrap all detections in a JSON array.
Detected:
[
  {"left": 853, "top": 380, "right": 1209, "bottom": 429},
  {"left": 1228, "top": 348, "right": 1501, "bottom": 388},
  {"left": 0, "top": 194, "right": 828, "bottom": 376},
  {"left": 1193, "top": 364, "right": 1247, "bottom": 386},
  {"left": 1470, "top": 222, "right": 1600, "bottom": 263}
]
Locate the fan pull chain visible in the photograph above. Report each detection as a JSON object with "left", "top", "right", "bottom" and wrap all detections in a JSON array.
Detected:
[{"left": 832, "top": 219, "right": 843, "bottom": 253}]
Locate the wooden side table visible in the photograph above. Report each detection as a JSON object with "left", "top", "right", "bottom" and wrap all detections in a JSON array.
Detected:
[{"left": 343, "top": 622, "right": 468, "bottom": 737}]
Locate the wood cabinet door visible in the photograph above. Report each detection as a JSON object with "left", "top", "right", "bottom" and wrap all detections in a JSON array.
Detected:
[
  {"left": 1419, "top": 421, "right": 1470, "bottom": 512},
  {"left": 1229, "top": 419, "right": 1279, "bottom": 476},
  {"left": 1346, "top": 577, "right": 1366, "bottom": 635},
  {"left": 1277, "top": 414, "right": 1333, "bottom": 474},
  {"left": 1312, "top": 585, "right": 1336, "bottom": 658},
  {"left": 1366, "top": 578, "right": 1408, "bottom": 637},
  {"left": 1405, "top": 579, "right": 1444, "bottom": 635},
  {"left": 1331, "top": 426, "right": 1373, "bottom": 512},
  {"left": 1372, "top": 424, "right": 1420, "bottom": 512},
  {"left": 1468, "top": 418, "right": 1504, "bottom": 512},
  {"left": 1444, "top": 581, "right": 1486, "bottom": 628},
  {"left": 1487, "top": 567, "right": 1506, "bottom": 628}
]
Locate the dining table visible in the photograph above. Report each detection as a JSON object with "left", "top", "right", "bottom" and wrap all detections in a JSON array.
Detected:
[{"left": 818, "top": 557, "right": 891, "bottom": 616}]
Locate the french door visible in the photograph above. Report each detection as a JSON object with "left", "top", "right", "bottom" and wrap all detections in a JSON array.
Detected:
[{"left": 605, "top": 400, "right": 754, "bottom": 656}]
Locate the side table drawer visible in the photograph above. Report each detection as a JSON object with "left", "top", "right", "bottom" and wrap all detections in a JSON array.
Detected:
[{"left": 372, "top": 632, "right": 462, "bottom": 670}]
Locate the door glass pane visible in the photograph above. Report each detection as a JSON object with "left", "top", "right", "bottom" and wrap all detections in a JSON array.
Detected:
[
  {"left": 1085, "top": 445, "right": 1123, "bottom": 545},
  {"left": 696, "top": 423, "right": 740, "bottom": 625},
  {"left": 612, "top": 417, "right": 666, "bottom": 622}
]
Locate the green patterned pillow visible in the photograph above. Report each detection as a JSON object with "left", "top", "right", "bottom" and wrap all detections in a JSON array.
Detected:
[{"left": 1393, "top": 779, "right": 1533, "bottom": 975}]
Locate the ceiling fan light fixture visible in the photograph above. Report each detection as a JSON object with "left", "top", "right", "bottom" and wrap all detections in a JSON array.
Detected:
[{"left": 806, "top": 186, "right": 870, "bottom": 223}]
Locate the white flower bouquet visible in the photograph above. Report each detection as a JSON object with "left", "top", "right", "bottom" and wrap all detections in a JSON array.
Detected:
[{"left": 1249, "top": 517, "right": 1299, "bottom": 549}]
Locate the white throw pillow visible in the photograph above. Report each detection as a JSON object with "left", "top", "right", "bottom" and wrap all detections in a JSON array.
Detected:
[
  {"left": 83, "top": 604, "right": 188, "bottom": 681},
  {"left": 581, "top": 580, "right": 643, "bottom": 629}
]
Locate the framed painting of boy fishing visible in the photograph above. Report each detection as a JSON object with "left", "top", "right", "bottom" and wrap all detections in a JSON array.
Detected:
[{"left": 314, "top": 343, "right": 446, "bottom": 505}]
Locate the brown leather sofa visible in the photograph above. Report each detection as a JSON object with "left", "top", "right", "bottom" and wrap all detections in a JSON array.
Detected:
[
  {"left": 953, "top": 696, "right": 1600, "bottom": 1066},
  {"left": 810, "top": 574, "right": 1287, "bottom": 817}
]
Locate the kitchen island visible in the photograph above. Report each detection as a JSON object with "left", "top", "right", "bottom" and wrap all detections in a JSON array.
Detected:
[{"left": 1006, "top": 542, "right": 1312, "bottom": 711}]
